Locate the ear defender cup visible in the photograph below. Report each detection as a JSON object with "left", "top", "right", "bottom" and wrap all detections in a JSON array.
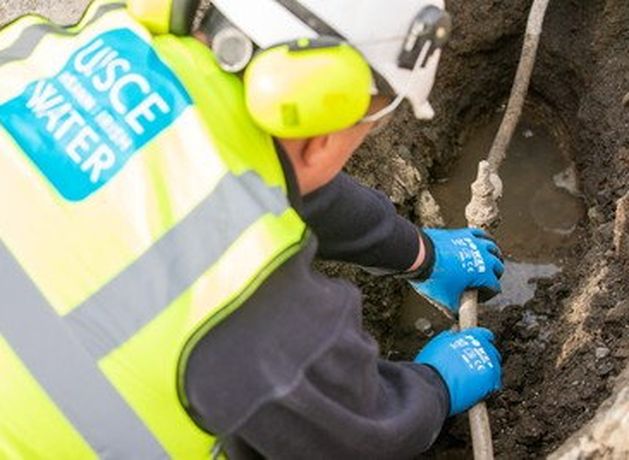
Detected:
[
  {"left": 127, "top": 0, "right": 201, "bottom": 36},
  {"left": 244, "top": 38, "right": 373, "bottom": 139}
]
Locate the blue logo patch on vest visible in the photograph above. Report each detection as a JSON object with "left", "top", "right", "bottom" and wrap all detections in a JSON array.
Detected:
[{"left": 0, "top": 29, "right": 192, "bottom": 201}]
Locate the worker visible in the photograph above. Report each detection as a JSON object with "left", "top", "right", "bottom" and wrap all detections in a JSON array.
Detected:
[{"left": 0, "top": 0, "right": 504, "bottom": 458}]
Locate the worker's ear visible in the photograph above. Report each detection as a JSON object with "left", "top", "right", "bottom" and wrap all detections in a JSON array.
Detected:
[
  {"left": 279, "top": 135, "right": 340, "bottom": 195},
  {"left": 302, "top": 120, "right": 375, "bottom": 167},
  {"left": 279, "top": 123, "right": 374, "bottom": 194},
  {"left": 301, "top": 135, "right": 331, "bottom": 167}
]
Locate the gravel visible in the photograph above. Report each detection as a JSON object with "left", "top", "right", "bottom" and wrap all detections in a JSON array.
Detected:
[{"left": 0, "top": 0, "right": 90, "bottom": 27}]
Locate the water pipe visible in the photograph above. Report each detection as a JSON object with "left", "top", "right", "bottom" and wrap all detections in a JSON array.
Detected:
[{"left": 461, "top": 0, "right": 552, "bottom": 458}]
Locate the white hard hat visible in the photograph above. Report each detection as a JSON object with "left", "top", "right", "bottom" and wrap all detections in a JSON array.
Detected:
[{"left": 208, "top": 0, "right": 450, "bottom": 120}]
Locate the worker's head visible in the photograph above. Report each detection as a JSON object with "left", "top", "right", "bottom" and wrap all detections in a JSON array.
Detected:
[
  {"left": 131, "top": 0, "right": 450, "bottom": 193},
  {"left": 200, "top": 0, "right": 450, "bottom": 193},
  {"left": 204, "top": 0, "right": 450, "bottom": 131}
]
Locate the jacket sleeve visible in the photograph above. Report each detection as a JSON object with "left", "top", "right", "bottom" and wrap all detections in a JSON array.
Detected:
[
  {"left": 302, "top": 173, "right": 420, "bottom": 272},
  {"left": 183, "top": 238, "right": 449, "bottom": 460}
]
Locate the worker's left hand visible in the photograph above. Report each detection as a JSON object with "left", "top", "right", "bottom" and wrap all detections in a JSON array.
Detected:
[
  {"left": 415, "top": 327, "right": 502, "bottom": 416},
  {"left": 408, "top": 228, "right": 504, "bottom": 313}
]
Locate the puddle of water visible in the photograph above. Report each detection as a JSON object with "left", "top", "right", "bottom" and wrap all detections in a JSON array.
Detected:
[
  {"left": 399, "top": 110, "right": 585, "bottom": 335},
  {"left": 431, "top": 111, "right": 584, "bottom": 263},
  {"left": 485, "top": 260, "right": 560, "bottom": 310},
  {"left": 400, "top": 260, "right": 559, "bottom": 335}
]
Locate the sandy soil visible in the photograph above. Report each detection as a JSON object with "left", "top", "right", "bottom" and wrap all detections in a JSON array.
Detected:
[{"left": 0, "top": 0, "right": 89, "bottom": 26}]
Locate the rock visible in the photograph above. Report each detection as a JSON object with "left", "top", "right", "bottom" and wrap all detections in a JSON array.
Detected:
[
  {"left": 596, "top": 222, "right": 614, "bottom": 240},
  {"left": 613, "top": 191, "right": 629, "bottom": 259},
  {"left": 595, "top": 347, "right": 611, "bottom": 359},
  {"left": 414, "top": 317, "right": 435, "bottom": 338},
  {"left": 619, "top": 147, "right": 629, "bottom": 166},
  {"left": 519, "top": 324, "right": 540, "bottom": 340},
  {"left": 596, "top": 362, "right": 615, "bottom": 377},
  {"left": 520, "top": 414, "right": 546, "bottom": 443},
  {"left": 613, "top": 346, "right": 629, "bottom": 359},
  {"left": 606, "top": 300, "right": 629, "bottom": 323},
  {"left": 548, "top": 283, "right": 570, "bottom": 300},
  {"left": 388, "top": 156, "right": 423, "bottom": 204},
  {"left": 502, "top": 389, "right": 522, "bottom": 403},
  {"left": 503, "top": 355, "right": 526, "bottom": 390},
  {"left": 518, "top": 310, "right": 540, "bottom": 329},
  {"left": 594, "top": 222, "right": 614, "bottom": 245},
  {"left": 553, "top": 164, "right": 580, "bottom": 196},
  {"left": 588, "top": 206, "right": 606, "bottom": 226},
  {"left": 415, "top": 190, "right": 445, "bottom": 227}
]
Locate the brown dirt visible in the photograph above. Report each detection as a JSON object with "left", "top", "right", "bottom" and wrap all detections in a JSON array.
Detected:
[{"left": 332, "top": 0, "right": 629, "bottom": 458}]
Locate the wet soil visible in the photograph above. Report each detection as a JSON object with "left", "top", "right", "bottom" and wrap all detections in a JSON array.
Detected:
[{"left": 338, "top": 0, "right": 629, "bottom": 457}]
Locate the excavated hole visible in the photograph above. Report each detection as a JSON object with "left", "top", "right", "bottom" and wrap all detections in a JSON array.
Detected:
[
  {"left": 432, "top": 102, "right": 585, "bottom": 309},
  {"left": 398, "top": 101, "right": 587, "bottom": 344},
  {"left": 345, "top": 2, "right": 628, "bottom": 456}
]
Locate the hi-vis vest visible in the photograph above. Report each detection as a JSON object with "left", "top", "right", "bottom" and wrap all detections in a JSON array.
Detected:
[{"left": 0, "top": 0, "right": 307, "bottom": 457}]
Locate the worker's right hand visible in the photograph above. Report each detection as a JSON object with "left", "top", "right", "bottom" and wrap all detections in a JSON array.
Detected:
[
  {"left": 408, "top": 228, "right": 504, "bottom": 313},
  {"left": 415, "top": 328, "right": 502, "bottom": 416}
]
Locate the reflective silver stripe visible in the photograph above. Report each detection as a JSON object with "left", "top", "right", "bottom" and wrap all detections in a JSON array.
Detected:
[
  {"left": 66, "top": 171, "right": 289, "bottom": 359},
  {"left": 0, "top": 243, "right": 168, "bottom": 459},
  {"left": 0, "top": 2, "right": 126, "bottom": 66}
]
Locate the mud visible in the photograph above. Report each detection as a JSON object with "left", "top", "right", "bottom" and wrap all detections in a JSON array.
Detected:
[{"left": 344, "top": 0, "right": 629, "bottom": 458}]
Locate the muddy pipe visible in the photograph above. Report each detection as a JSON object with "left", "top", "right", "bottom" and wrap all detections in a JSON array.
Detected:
[
  {"left": 459, "top": 291, "right": 494, "bottom": 460},
  {"left": 461, "top": 0, "right": 551, "bottom": 459}
]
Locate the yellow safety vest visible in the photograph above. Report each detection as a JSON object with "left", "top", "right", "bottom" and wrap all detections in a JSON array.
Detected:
[{"left": 0, "top": 0, "right": 307, "bottom": 458}]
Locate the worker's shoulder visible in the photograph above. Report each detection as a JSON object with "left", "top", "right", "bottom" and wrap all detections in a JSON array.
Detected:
[
  {"left": 189, "top": 236, "right": 362, "bottom": 362},
  {"left": 183, "top": 237, "right": 363, "bottom": 432}
]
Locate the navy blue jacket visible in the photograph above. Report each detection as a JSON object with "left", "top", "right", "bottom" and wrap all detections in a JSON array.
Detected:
[{"left": 184, "top": 153, "right": 449, "bottom": 459}]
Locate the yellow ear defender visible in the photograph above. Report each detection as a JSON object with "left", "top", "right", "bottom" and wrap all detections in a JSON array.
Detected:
[
  {"left": 244, "top": 37, "right": 373, "bottom": 139},
  {"left": 129, "top": 2, "right": 374, "bottom": 138},
  {"left": 127, "top": 0, "right": 201, "bottom": 36}
]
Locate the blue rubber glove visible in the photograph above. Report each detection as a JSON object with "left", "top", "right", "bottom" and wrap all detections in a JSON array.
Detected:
[
  {"left": 408, "top": 228, "right": 504, "bottom": 313},
  {"left": 415, "top": 328, "right": 502, "bottom": 416}
]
